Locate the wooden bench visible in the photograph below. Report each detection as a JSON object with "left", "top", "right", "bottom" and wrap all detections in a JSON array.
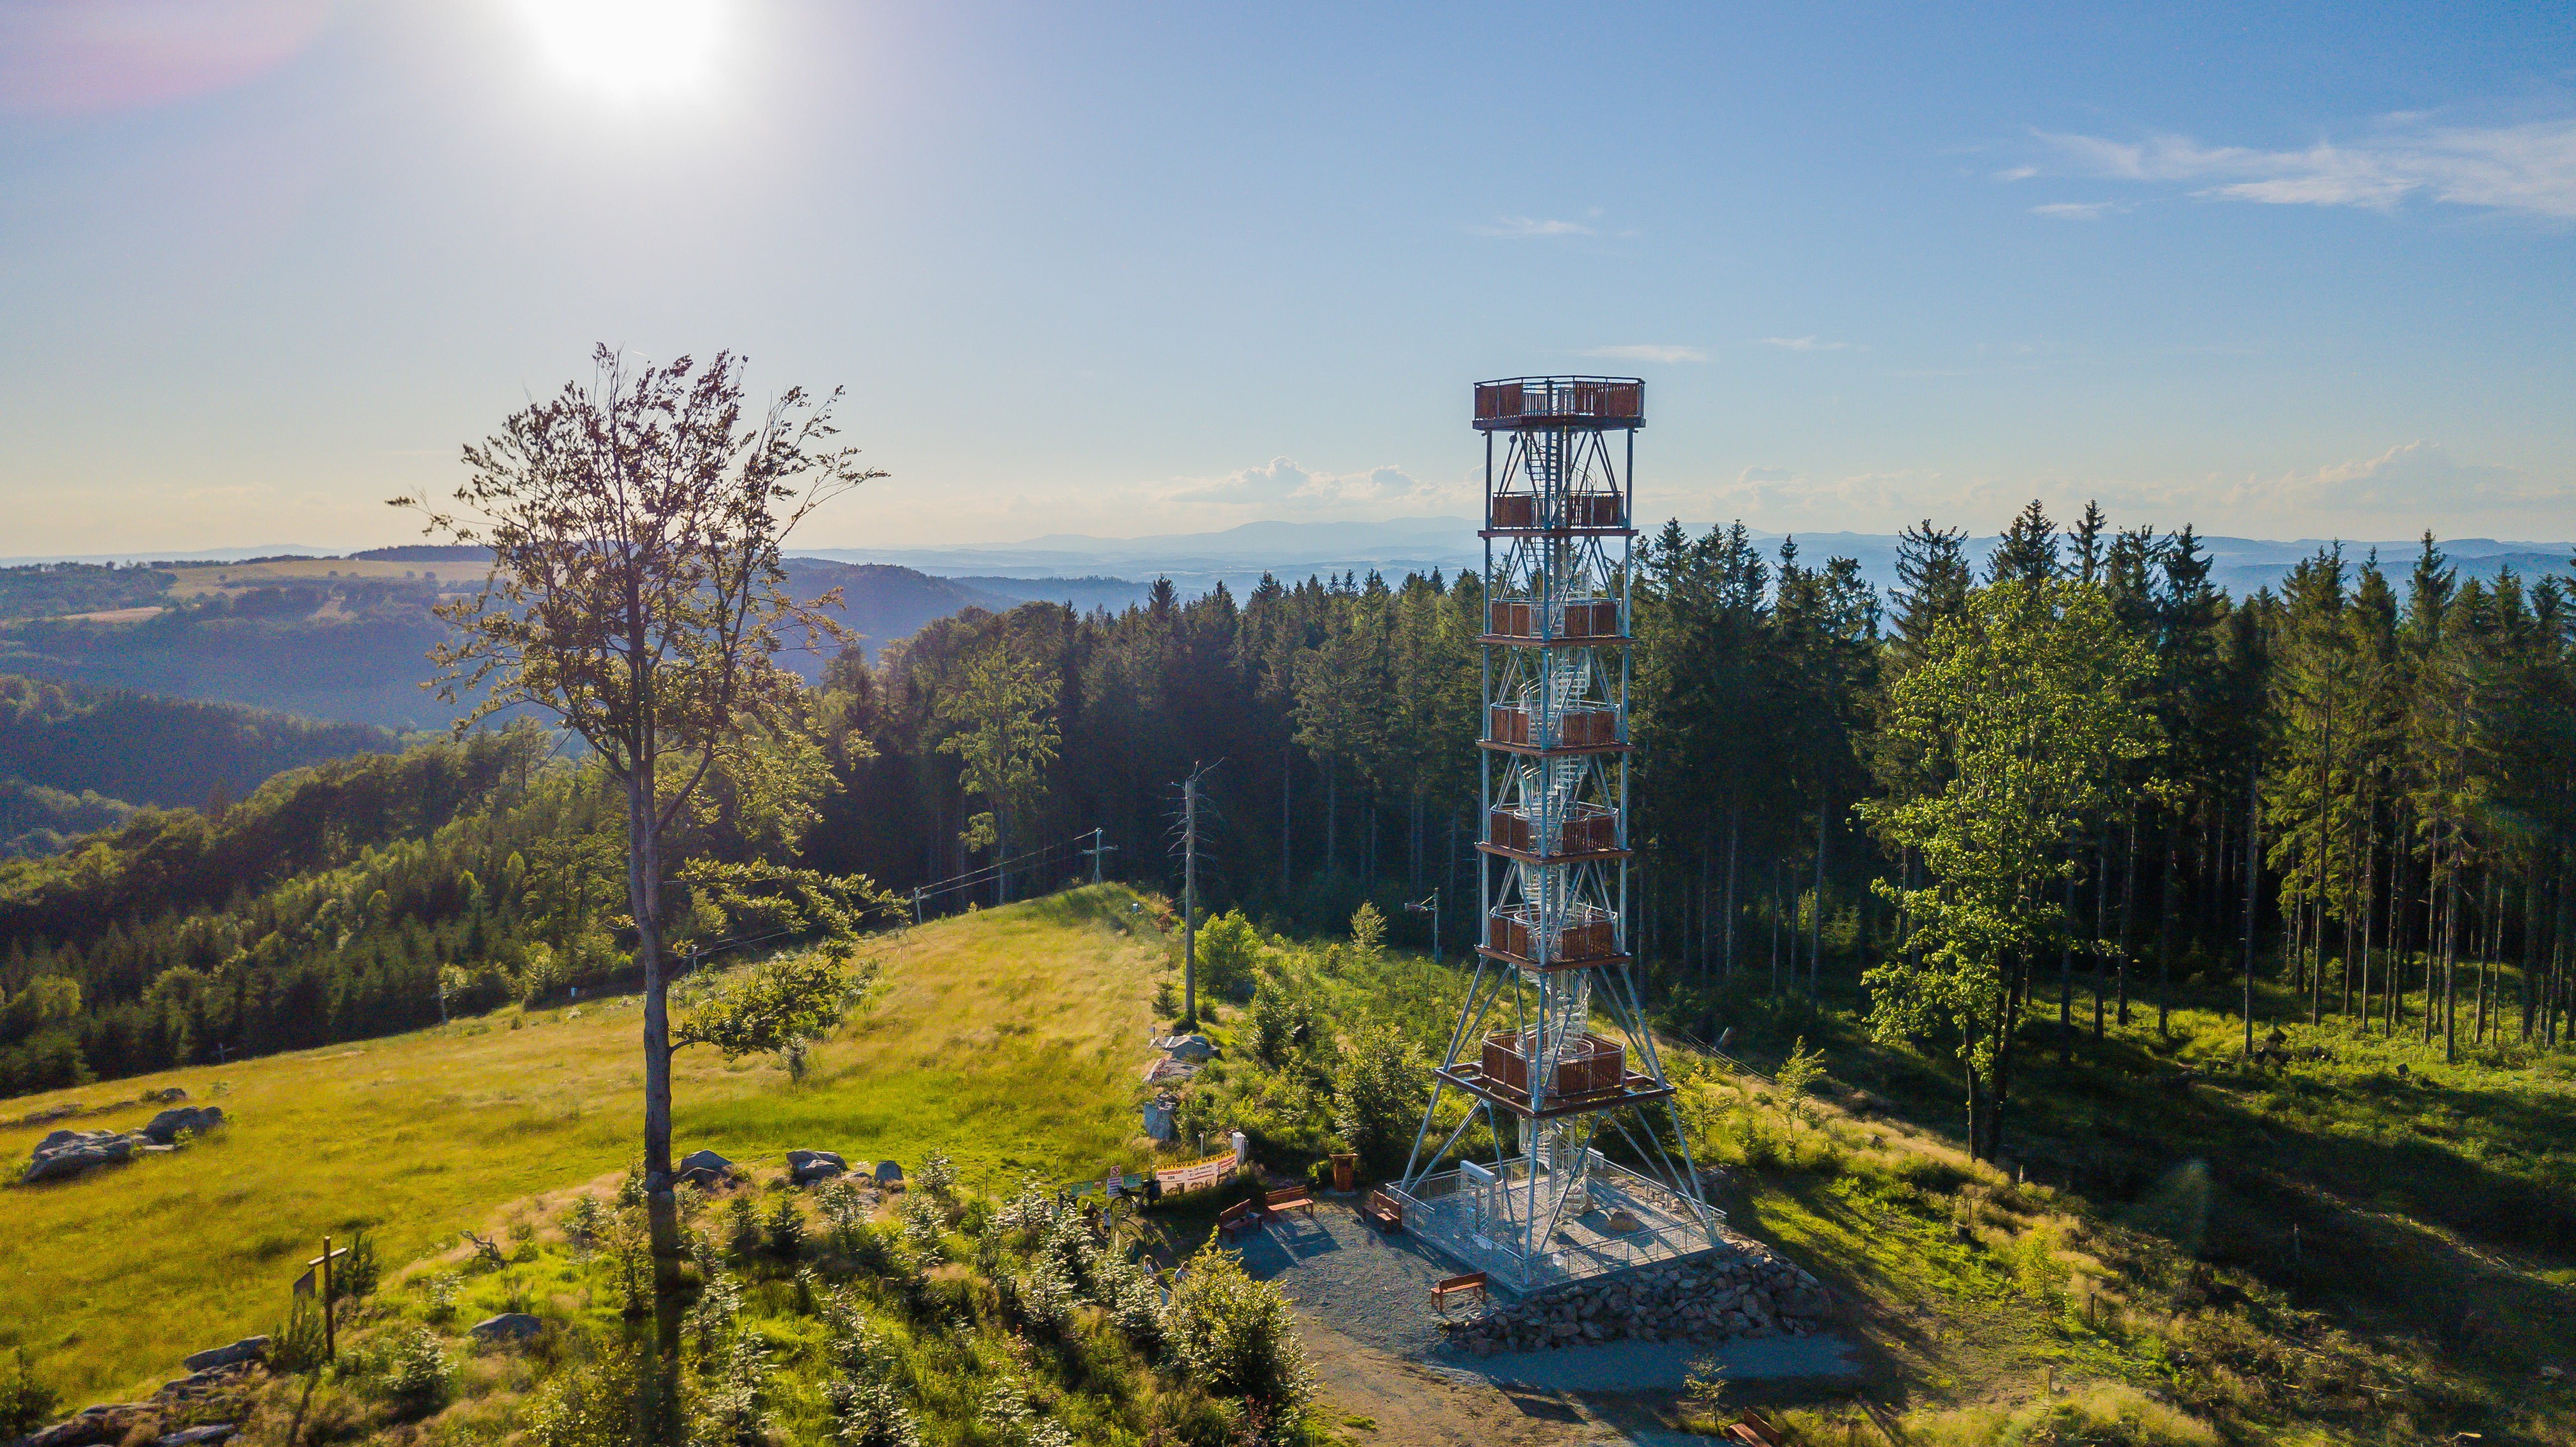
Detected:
[
  {"left": 1724, "top": 1408, "right": 1786, "bottom": 1446},
  {"left": 1363, "top": 1189, "right": 1404, "bottom": 1232},
  {"left": 1216, "top": 1198, "right": 1262, "bottom": 1241},
  {"left": 1431, "top": 1271, "right": 1487, "bottom": 1312},
  {"left": 1263, "top": 1186, "right": 1316, "bottom": 1218}
]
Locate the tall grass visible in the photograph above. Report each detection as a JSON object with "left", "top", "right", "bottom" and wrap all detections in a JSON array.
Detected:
[{"left": 0, "top": 885, "right": 1163, "bottom": 1406}]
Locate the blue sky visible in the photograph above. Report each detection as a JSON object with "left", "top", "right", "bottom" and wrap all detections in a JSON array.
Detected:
[{"left": 3, "top": 1, "right": 2570, "bottom": 554}]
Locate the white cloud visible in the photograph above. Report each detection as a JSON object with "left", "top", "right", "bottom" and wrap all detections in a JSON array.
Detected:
[
  {"left": 2029, "top": 201, "right": 2124, "bottom": 220},
  {"left": 2237, "top": 441, "right": 2556, "bottom": 518},
  {"left": 1470, "top": 215, "right": 1594, "bottom": 237},
  {"left": 1152, "top": 457, "right": 1463, "bottom": 513},
  {"left": 1580, "top": 344, "right": 1707, "bottom": 363},
  {"left": 2034, "top": 117, "right": 2576, "bottom": 219},
  {"left": 1756, "top": 336, "right": 1853, "bottom": 352},
  {"left": 1994, "top": 165, "right": 2039, "bottom": 182}
]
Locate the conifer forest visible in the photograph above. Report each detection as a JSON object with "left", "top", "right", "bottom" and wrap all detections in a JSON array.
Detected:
[{"left": 5, "top": 500, "right": 2574, "bottom": 1144}]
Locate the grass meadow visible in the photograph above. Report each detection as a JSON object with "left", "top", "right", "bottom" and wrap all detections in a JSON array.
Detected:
[{"left": 0, "top": 885, "right": 1165, "bottom": 1406}]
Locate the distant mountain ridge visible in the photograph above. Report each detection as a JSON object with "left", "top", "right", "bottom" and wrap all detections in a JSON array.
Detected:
[{"left": 805, "top": 518, "right": 2575, "bottom": 604}]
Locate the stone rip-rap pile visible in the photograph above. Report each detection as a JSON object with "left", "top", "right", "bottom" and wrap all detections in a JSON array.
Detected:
[{"left": 1441, "top": 1240, "right": 1833, "bottom": 1355}]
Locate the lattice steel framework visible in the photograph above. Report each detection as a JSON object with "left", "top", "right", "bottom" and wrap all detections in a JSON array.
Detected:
[{"left": 1396, "top": 377, "right": 1718, "bottom": 1283}]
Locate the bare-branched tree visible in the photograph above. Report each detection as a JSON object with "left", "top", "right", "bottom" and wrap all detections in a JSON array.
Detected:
[{"left": 393, "top": 345, "right": 880, "bottom": 1437}]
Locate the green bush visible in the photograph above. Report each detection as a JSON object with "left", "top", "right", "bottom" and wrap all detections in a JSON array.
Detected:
[
  {"left": 763, "top": 1195, "right": 807, "bottom": 1259},
  {"left": 383, "top": 1326, "right": 450, "bottom": 1417},
  {"left": 1330, "top": 1019, "right": 1430, "bottom": 1173},
  {"left": 1161, "top": 1243, "right": 1316, "bottom": 1442},
  {"left": 528, "top": 1338, "right": 641, "bottom": 1447},
  {"left": 0, "top": 1347, "right": 58, "bottom": 1438},
  {"left": 724, "top": 1195, "right": 763, "bottom": 1259},
  {"left": 270, "top": 1297, "right": 329, "bottom": 1376},
  {"left": 1194, "top": 909, "right": 1262, "bottom": 1001},
  {"left": 331, "top": 1229, "right": 380, "bottom": 1302}
]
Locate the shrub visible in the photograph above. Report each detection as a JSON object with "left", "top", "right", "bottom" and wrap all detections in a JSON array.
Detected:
[
  {"left": 1246, "top": 967, "right": 1320, "bottom": 1067},
  {"left": 1347, "top": 902, "right": 1385, "bottom": 964},
  {"left": 383, "top": 1326, "right": 450, "bottom": 1416},
  {"left": 422, "top": 1271, "right": 462, "bottom": 1324},
  {"left": 0, "top": 1348, "right": 58, "bottom": 1439},
  {"left": 897, "top": 1193, "right": 944, "bottom": 1259},
  {"left": 272, "top": 1297, "right": 330, "bottom": 1376},
  {"left": 763, "top": 1194, "right": 807, "bottom": 1259},
  {"left": 563, "top": 1195, "right": 604, "bottom": 1259},
  {"left": 916, "top": 1149, "right": 958, "bottom": 1202},
  {"left": 528, "top": 1338, "right": 641, "bottom": 1447},
  {"left": 332, "top": 1229, "right": 381, "bottom": 1301},
  {"left": 1194, "top": 910, "right": 1262, "bottom": 1001},
  {"left": 1331, "top": 1019, "right": 1430, "bottom": 1173},
  {"left": 724, "top": 1195, "right": 763, "bottom": 1259},
  {"left": 688, "top": 1328, "right": 774, "bottom": 1447},
  {"left": 1161, "top": 1242, "right": 1316, "bottom": 1442}
]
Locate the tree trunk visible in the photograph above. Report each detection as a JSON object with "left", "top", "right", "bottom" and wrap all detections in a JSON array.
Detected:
[
  {"left": 2060, "top": 846, "right": 2075, "bottom": 1065},
  {"left": 625, "top": 767, "right": 683, "bottom": 1443},
  {"left": 1811, "top": 800, "right": 1827, "bottom": 1000},
  {"left": 2095, "top": 829, "right": 2111, "bottom": 1040},
  {"left": 1724, "top": 803, "right": 1739, "bottom": 981},
  {"left": 2243, "top": 762, "right": 2259, "bottom": 1057},
  {"left": 1281, "top": 742, "right": 1292, "bottom": 895},
  {"left": 2444, "top": 829, "right": 2460, "bottom": 1064},
  {"left": 2118, "top": 807, "right": 2136, "bottom": 1026},
  {"left": 2157, "top": 825, "right": 2176, "bottom": 1035}
]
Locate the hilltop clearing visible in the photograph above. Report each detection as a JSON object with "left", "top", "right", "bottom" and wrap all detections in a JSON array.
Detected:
[{"left": 0, "top": 886, "right": 1165, "bottom": 1406}]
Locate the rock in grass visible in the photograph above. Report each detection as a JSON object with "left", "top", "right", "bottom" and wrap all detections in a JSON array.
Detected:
[
  {"left": 20, "top": 1129, "right": 134, "bottom": 1184},
  {"left": 180, "top": 1338, "right": 268, "bottom": 1373},
  {"left": 472, "top": 1313, "right": 545, "bottom": 1342},
  {"left": 19, "top": 1402, "right": 154, "bottom": 1447},
  {"left": 157, "top": 1426, "right": 236, "bottom": 1446},
  {"left": 141, "top": 1107, "right": 223, "bottom": 1145},
  {"left": 874, "top": 1160, "right": 905, "bottom": 1190},
  {"left": 678, "top": 1148, "right": 734, "bottom": 1179},
  {"left": 787, "top": 1149, "right": 847, "bottom": 1184}
]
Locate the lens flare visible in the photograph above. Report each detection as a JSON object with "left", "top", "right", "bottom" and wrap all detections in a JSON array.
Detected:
[{"left": 514, "top": 0, "right": 723, "bottom": 98}]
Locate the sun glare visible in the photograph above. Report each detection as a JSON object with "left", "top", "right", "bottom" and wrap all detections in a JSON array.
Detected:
[{"left": 514, "top": 0, "right": 724, "bottom": 97}]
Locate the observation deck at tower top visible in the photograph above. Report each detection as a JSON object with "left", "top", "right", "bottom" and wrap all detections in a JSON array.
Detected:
[{"left": 1473, "top": 376, "right": 1645, "bottom": 431}]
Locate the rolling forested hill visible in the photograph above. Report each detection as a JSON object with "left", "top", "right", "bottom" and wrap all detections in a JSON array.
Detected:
[
  {"left": 0, "top": 558, "right": 1016, "bottom": 726},
  {"left": 0, "top": 674, "right": 397, "bottom": 811}
]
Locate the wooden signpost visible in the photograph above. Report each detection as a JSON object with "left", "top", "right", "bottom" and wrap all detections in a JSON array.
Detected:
[{"left": 298, "top": 1237, "right": 351, "bottom": 1361}]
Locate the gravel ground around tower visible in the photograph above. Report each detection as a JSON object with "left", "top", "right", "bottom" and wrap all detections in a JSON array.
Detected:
[{"left": 1234, "top": 1198, "right": 1860, "bottom": 1393}]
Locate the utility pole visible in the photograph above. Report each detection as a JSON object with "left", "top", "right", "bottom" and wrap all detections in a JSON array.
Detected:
[
  {"left": 1184, "top": 767, "right": 1201, "bottom": 1027},
  {"left": 1083, "top": 827, "right": 1119, "bottom": 886},
  {"left": 1178, "top": 760, "right": 1223, "bottom": 1027},
  {"left": 1405, "top": 888, "right": 1441, "bottom": 966}
]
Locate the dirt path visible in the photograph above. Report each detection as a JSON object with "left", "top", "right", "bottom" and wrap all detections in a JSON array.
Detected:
[{"left": 1298, "top": 1313, "right": 1633, "bottom": 1446}]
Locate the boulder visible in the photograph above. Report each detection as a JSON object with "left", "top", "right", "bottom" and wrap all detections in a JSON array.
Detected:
[
  {"left": 873, "top": 1160, "right": 905, "bottom": 1190},
  {"left": 1151, "top": 1033, "right": 1215, "bottom": 1062},
  {"left": 678, "top": 1148, "right": 734, "bottom": 1178},
  {"left": 787, "top": 1149, "right": 847, "bottom": 1184},
  {"left": 157, "top": 1428, "right": 236, "bottom": 1446},
  {"left": 144, "top": 1088, "right": 189, "bottom": 1104},
  {"left": 674, "top": 1166, "right": 724, "bottom": 1189},
  {"left": 21, "top": 1129, "right": 134, "bottom": 1185},
  {"left": 141, "top": 1107, "right": 223, "bottom": 1146},
  {"left": 19, "top": 1403, "right": 154, "bottom": 1447},
  {"left": 471, "top": 1313, "right": 545, "bottom": 1342},
  {"left": 180, "top": 1338, "right": 268, "bottom": 1373}
]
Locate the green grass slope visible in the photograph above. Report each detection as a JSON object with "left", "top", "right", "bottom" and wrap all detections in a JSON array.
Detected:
[{"left": 0, "top": 885, "right": 1164, "bottom": 1406}]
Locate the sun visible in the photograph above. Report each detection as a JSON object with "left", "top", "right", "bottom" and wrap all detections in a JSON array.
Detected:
[{"left": 514, "top": 0, "right": 725, "bottom": 98}]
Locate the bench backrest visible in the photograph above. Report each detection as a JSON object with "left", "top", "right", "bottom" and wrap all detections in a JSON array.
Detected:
[
  {"left": 1218, "top": 1200, "right": 1254, "bottom": 1222},
  {"left": 1434, "top": 1271, "right": 1487, "bottom": 1291}
]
